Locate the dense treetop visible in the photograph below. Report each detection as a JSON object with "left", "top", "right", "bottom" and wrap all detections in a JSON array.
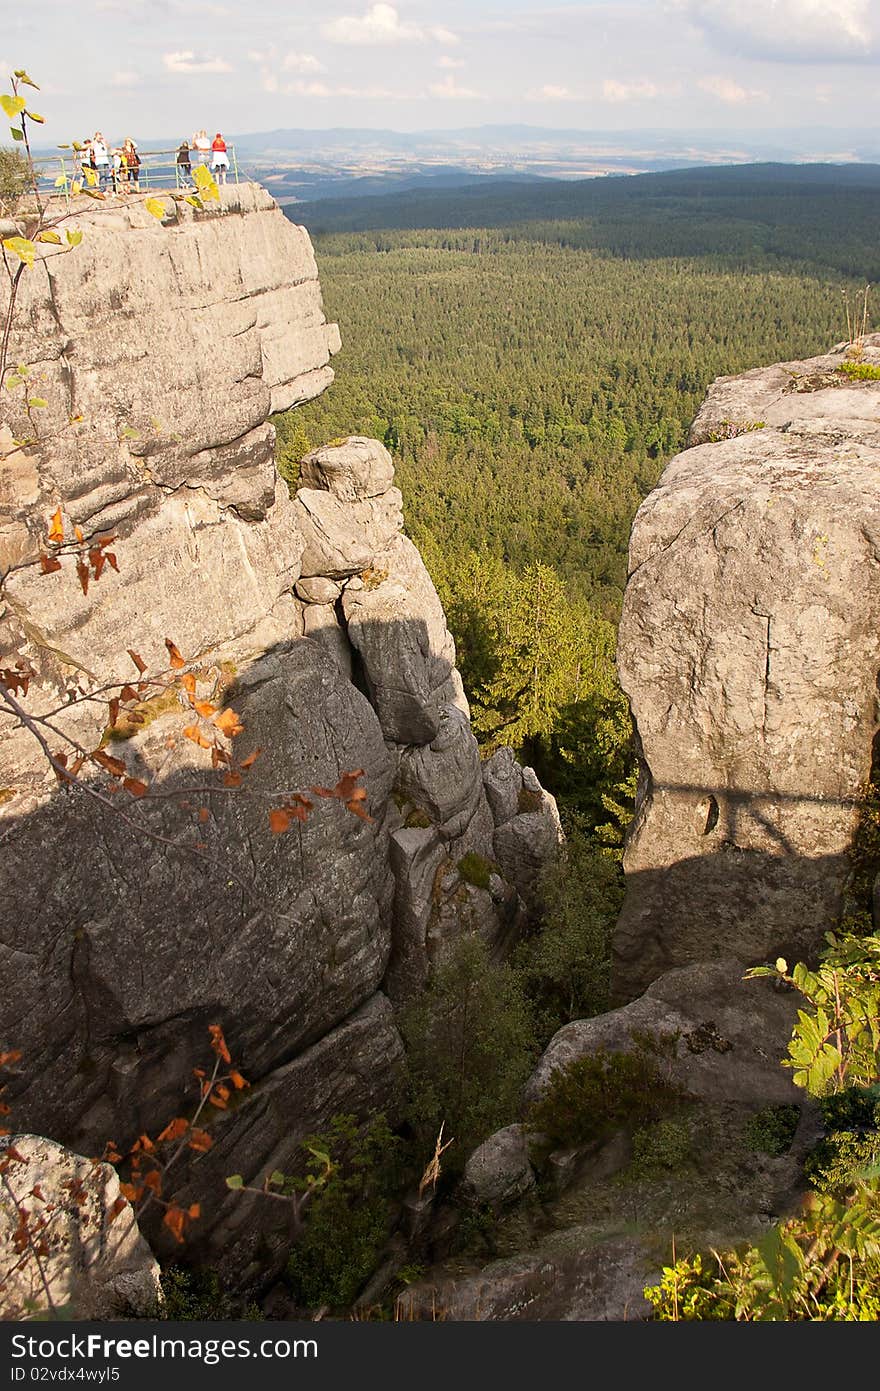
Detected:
[{"left": 278, "top": 166, "right": 876, "bottom": 830}]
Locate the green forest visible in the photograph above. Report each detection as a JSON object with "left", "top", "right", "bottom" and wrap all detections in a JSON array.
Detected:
[{"left": 278, "top": 166, "right": 878, "bottom": 838}]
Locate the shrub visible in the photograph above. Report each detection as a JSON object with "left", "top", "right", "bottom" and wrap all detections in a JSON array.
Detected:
[
  {"left": 457, "top": 851, "right": 495, "bottom": 890},
  {"left": 745, "top": 1104, "right": 801, "bottom": 1156},
  {"left": 527, "top": 1038, "right": 684, "bottom": 1151},
  {"left": 156, "top": 1267, "right": 262, "bottom": 1321},
  {"left": 271, "top": 409, "right": 310, "bottom": 492},
  {"left": 285, "top": 1113, "right": 402, "bottom": 1311},
  {"left": 401, "top": 936, "right": 535, "bottom": 1176},
  {"left": 515, "top": 832, "right": 623, "bottom": 1040},
  {"left": 837, "top": 361, "right": 880, "bottom": 381},
  {"left": 629, "top": 1116, "right": 693, "bottom": 1177}
]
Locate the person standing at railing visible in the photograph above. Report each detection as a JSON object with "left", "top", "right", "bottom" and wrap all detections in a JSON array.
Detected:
[
  {"left": 211, "top": 132, "right": 229, "bottom": 185},
  {"left": 91, "top": 132, "right": 112, "bottom": 191},
  {"left": 192, "top": 129, "right": 210, "bottom": 164},
  {"left": 123, "top": 138, "right": 140, "bottom": 192},
  {"left": 176, "top": 139, "right": 193, "bottom": 187}
]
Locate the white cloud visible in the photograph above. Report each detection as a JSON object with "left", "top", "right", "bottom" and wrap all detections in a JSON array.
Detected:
[
  {"left": 285, "top": 79, "right": 406, "bottom": 99},
  {"left": 698, "top": 74, "right": 768, "bottom": 103},
  {"left": 602, "top": 79, "right": 665, "bottom": 102},
  {"left": 428, "top": 75, "right": 482, "bottom": 100},
  {"left": 322, "top": 4, "right": 458, "bottom": 46},
  {"left": 110, "top": 70, "right": 142, "bottom": 87},
  {"left": 282, "top": 51, "right": 326, "bottom": 74},
  {"left": 527, "top": 84, "right": 579, "bottom": 101},
  {"left": 680, "top": 0, "right": 877, "bottom": 63},
  {"left": 436, "top": 55, "right": 465, "bottom": 69},
  {"left": 163, "top": 50, "right": 232, "bottom": 74}
]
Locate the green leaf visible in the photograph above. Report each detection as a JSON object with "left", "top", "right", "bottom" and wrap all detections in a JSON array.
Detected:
[
  {"left": 268, "top": 1170, "right": 285, "bottom": 1187},
  {"left": 82, "top": 166, "right": 98, "bottom": 187},
  {"left": 185, "top": 195, "right": 203, "bottom": 209},
  {"left": 14, "top": 72, "right": 40, "bottom": 89},
  {"left": 5, "top": 375, "right": 23, "bottom": 390},
  {"left": 37, "top": 230, "right": 62, "bottom": 244},
  {"left": 225, "top": 1174, "right": 244, "bottom": 1190},
  {"left": 10, "top": 127, "right": 23, "bottom": 141},
  {"left": 193, "top": 164, "right": 220, "bottom": 202},
  {"left": 775, "top": 957, "right": 787, "bottom": 974},
  {"left": 27, "top": 397, "right": 48, "bottom": 409},
  {"left": 70, "top": 180, "right": 82, "bottom": 196},
  {"left": 2, "top": 236, "right": 35, "bottom": 268},
  {"left": 144, "top": 197, "right": 167, "bottom": 220},
  {"left": 0, "top": 94, "right": 26, "bottom": 119},
  {"left": 25, "top": 111, "right": 45, "bottom": 123},
  {"left": 120, "top": 426, "right": 139, "bottom": 440},
  {"left": 72, "top": 141, "right": 84, "bottom": 152},
  {"left": 65, "top": 229, "right": 83, "bottom": 247},
  {"left": 54, "top": 175, "right": 68, "bottom": 188}
]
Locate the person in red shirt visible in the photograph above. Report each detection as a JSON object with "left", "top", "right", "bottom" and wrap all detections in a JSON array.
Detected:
[{"left": 211, "top": 133, "right": 229, "bottom": 184}]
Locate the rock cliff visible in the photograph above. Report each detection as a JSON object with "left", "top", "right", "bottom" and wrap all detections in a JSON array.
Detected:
[
  {"left": 614, "top": 335, "right": 880, "bottom": 998},
  {"left": 0, "top": 184, "right": 559, "bottom": 1281}
]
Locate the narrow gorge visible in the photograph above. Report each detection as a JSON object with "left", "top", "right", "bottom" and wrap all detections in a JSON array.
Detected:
[{"left": 2, "top": 181, "right": 879, "bottom": 1319}]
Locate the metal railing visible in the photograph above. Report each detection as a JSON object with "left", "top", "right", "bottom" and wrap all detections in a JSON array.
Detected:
[{"left": 29, "top": 146, "right": 241, "bottom": 208}]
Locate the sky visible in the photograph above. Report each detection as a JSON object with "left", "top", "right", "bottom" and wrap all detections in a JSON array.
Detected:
[{"left": 3, "top": 0, "right": 880, "bottom": 144}]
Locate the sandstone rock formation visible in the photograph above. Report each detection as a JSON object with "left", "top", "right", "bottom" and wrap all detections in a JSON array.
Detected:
[
  {"left": 0, "top": 1134, "right": 161, "bottom": 1319},
  {"left": 614, "top": 336, "right": 880, "bottom": 998},
  {"left": 525, "top": 959, "right": 801, "bottom": 1107},
  {"left": 0, "top": 185, "right": 557, "bottom": 1277}
]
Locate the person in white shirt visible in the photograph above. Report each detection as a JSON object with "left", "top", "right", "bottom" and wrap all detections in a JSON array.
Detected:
[{"left": 91, "top": 131, "right": 112, "bottom": 191}]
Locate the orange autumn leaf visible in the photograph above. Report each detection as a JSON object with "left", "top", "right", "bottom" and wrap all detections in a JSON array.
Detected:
[
  {"left": 127, "top": 650, "right": 147, "bottom": 675},
  {"left": 47, "top": 507, "right": 64, "bottom": 544},
  {"left": 213, "top": 707, "right": 244, "bottom": 738},
  {"left": 92, "top": 750, "right": 127, "bottom": 777},
  {"left": 119, "top": 1182, "right": 141, "bottom": 1203},
  {"left": 208, "top": 1024, "right": 231, "bottom": 1064},
  {"left": 165, "top": 638, "right": 186, "bottom": 669},
  {"left": 346, "top": 799, "right": 374, "bottom": 823},
  {"left": 198, "top": 807, "right": 210, "bottom": 824},
  {"left": 76, "top": 559, "right": 89, "bottom": 596},
  {"left": 222, "top": 772, "right": 242, "bottom": 788},
  {"left": 39, "top": 552, "right": 62, "bottom": 575},
  {"left": 229, "top": 1070, "right": 249, "bottom": 1091},
  {"left": 108, "top": 697, "right": 120, "bottom": 728},
  {"left": 104, "top": 552, "right": 119, "bottom": 572},
  {"left": 0, "top": 1051, "right": 22, "bottom": 1067},
  {"left": 74, "top": 524, "right": 84, "bottom": 544},
  {"left": 183, "top": 725, "right": 212, "bottom": 749},
  {"left": 142, "top": 1169, "right": 162, "bottom": 1195},
  {"left": 181, "top": 673, "right": 196, "bottom": 694},
  {"left": 107, "top": 1196, "right": 128, "bottom": 1225},
  {"left": 156, "top": 1116, "right": 189, "bottom": 1144},
  {"left": 335, "top": 769, "right": 367, "bottom": 800},
  {"left": 193, "top": 700, "right": 216, "bottom": 719},
  {"left": 123, "top": 777, "right": 149, "bottom": 799},
  {"left": 187, "top": 1203, "right": 201, "bottom": 1220},
  {"left": 120, "top": 684, "right": 140, "bottom": 703},
  {"left": 239, "top": 747, "right": 262, "bottom": 769},
  {"left": 188, "top": 1129, "right": 213, "bottom": 1153},
  {"left": 163, "top": 1206, "right": 186, "bottom": 1244},
  {"left": 269, "top": 807, "right": 291, "bottom": 834}
]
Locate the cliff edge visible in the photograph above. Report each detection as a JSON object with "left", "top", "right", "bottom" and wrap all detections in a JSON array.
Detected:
[{"left": 614, "top": 335, "right": 880, "bottom": 998}]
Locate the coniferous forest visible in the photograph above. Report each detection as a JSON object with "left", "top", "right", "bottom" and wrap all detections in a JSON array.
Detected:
[{"left": 278, "top": 165, "right": 880, "bottom": 837}]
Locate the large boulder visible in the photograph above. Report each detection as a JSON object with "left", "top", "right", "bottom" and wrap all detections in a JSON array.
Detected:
[
  {"left": 614, "top": 337, "right": 880, "bottom": 998},
  {"left": 0, "top": 1134, "right": 160, "bottom": 1320},
  {"left": 525, "top": 959, "right": 801, "bottom": 1107}
]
